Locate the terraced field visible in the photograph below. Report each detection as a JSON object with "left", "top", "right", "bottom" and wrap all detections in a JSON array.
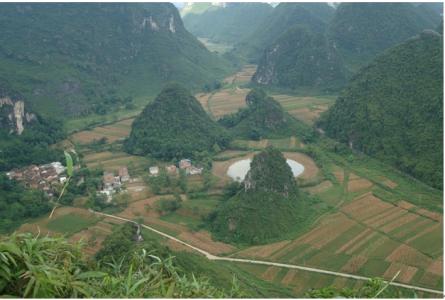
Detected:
[
  {"left": 232, "top": 162, "right": 443, "bottom": 293},
  {"left": 70, "top": 118, "right": 134, "bottom": 144}
]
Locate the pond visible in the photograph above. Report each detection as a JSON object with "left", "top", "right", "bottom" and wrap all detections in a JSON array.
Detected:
[{"left": 227, "top": 159, "right": 305, "bottom": 182}]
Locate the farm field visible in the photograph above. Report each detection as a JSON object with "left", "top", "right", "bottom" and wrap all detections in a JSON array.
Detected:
[{"left": 70, "top": 118, "right": 134, "bottom": 144}]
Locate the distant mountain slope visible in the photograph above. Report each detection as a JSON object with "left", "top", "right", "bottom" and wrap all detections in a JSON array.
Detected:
[
  {"left": 328, "top": 3, "right": 441, "bottom": 70},
  {"left": 183, "top": 3, "right": 272, "bottom": 45},
  {"left": 234, "top": 3, "right": 335, "bottom": 62},
  {"left": 252, "top": 25, "right": 347, "bottom": 92},
  {"left": 0, "top": 3, "right": 232, "bottom": 117},
  {"left": 318, "top": 31, "right": 443, "bottom": 189},
  {"left": 125, "top": 83, "right": 230, "bottom": 160}
]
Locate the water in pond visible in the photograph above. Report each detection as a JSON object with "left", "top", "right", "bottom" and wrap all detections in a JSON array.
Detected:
[{"left": 227, "top": 159, "right": 305, "bottom": 182}]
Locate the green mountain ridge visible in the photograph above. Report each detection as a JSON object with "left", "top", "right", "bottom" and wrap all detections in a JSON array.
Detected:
[
  {"left": 125, "top": 83, "right": 230, "bottom": 160},
  {"left": 0, "top": 3, "right": 232, "bottom": 118},
  {"left": 318, "top": 30, "right": 443, "bottom": 189},
  {"left": 252, "top": 25, "right": 347, "bottom": 92},
  {"left": 183, "top": 3, "right": 273, "bottom": 45}
]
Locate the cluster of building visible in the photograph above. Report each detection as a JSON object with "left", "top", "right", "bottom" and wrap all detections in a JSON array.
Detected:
[
  {"left": 6, "top": 162, "right": 66, "bottom": 197},
  {"left": 149, "top": 159, "right": 203, "bottom": 177},
  {"left": 99, "top": 166, "right": 130, "bottom": 201}
]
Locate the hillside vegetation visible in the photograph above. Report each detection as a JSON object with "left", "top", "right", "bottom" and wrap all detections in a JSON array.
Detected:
[
  {"left": 183, "top": 3, "right": 272, "bottom": 45},
  {"left": 218, "top": 89, "right": 314, "bottom": 141},
  {"left": 0, "top": 3, "right": 232, "bottom": 118},
  {"left": 0, "top": 82, "right": 65, "bottom": 172},
  {"left": 233, "top": 3, "right": 334, "bottom": 62},
  {"left": 252, "top": 25, "right": 347, "bottom": 92},
  {"left": 318, "top": 31, "right": 443, "bottom": 189},
  {"left": 210, "top": 147, "right": 301, "bottom": 244},
  {"left": 125, "top": 83, "right": 230, "bottom": 160},
  {"left": 328, "top": 3, "right": 441, "bottom": 70}
]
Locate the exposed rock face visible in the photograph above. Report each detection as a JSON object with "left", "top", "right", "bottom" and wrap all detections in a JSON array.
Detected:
[{"left": 0, "top": 92, "right": 36, "bottom": 135}]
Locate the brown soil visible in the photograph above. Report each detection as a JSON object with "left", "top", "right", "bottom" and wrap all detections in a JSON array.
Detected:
[
  {"left": 380, "top": 213, "right": 419, "bottom": 233},
  {"left": 235, "top": 240, "right": 291, "bottom": 258},
  {"left": 416, "top": 209, "right": 443, "bottom": 222},
  {"left": 209, "top": 88, "right": 249, "bottom": 118},
  {"left": 177, "top": 231, "right": 235, "bottom": 255},
  {"left": 261, "top": 266, "right": 280, "bottom": 281},
  {"left": 346, "top": 232, "right": 378, "bottom": 255},
  {"left": 341, "top": 193, "right": 393, "bottom": 221},
  {"left": 295, "top": 213, "right": 356, "bottom": 249},
  {"left": 386, "top": 244, "right": 432, "bottom": 269},
  {"left": 303, "top": 180, "right": 333, "bottom": 194},
  {"left": 341, "top": 255, "right": 368, "bottom": 273},
  {"left": 367, "top": 209, "right": 408, "bottom": 229},
  {"left": 332, "top": 167, "right": 345, "bottom": 183},
  {"left": 281, "top": 269, "right": 298, "bottom": 285},
  {"left": 335, "top": 228, "right": 373, "bottom": 254},
  {"left": 384, "top": 263, "right": 418, "bottom": 283},
  {"left": 347, "top": 177, "right": 373, "bottom": 193},
  {"left": 397, "top": 200, "right": 415, "bottom": 210},
  {"left": 288, "top": 106, "right": 328, "bottom": 125},
  {"left": 406, "top": 223, "right": 442, "bottom": 243},
  {"left": 427, "top": 257, "right": 443, "bottom": 276}
]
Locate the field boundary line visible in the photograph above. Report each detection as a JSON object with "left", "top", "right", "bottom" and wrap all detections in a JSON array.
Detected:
[{"left": 91, "top": 210, "right": 443, "bottom": 296}]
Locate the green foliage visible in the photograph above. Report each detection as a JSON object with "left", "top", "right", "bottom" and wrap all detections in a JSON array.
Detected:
[
  {"left": 156, "top": 196, "right": 182, "bottom": 215},
  {"left": 125, "top": 83, "right": 231, "bottom": 160},
  {"left": 0, "top": 175, "right": 51, "bottom": 233},
  {"left": 0, "top": 230, "right": 242, "bottom": 298},
  {"left": 328, "top": 3, "right": 441, "bottom": 69},
  {"left": 183, "top": 3, "right": 273, "bottom": 45},
  {"left": 319, "top": 32, "right": 443, "bottom": 189},
  {"left": 234, "top": 3, "right": 334, "bottom": 62},
  {"left": 0, "top": 3, "right": 233, "bottom": 118},
  {"left": 0, "top": 115, "right": 65, "bottom": 172},
  {"left": 305, "top": 278, "right": 415, "bottom": 298},
  {"left": 219, "top": 88, "right": 316, "bottom": 142},
  {"left": 210, "top": 147, "right": 301, "bottom": 244},
  {"left": 252, "top": 25, "right": 347, "bottom": 92}
]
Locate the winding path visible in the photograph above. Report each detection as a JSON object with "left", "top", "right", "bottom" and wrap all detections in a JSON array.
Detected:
[{"left": 91, "top": 210, "right": 443, "bottom": 296}]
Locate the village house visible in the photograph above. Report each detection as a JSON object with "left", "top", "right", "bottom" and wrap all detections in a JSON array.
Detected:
[
  {"left": 187, "top": 166, "right": 203, "bottom": 175},
  {"left": 179, "top": 159, "right": 192, "bottom": 169},
  {"left": 149, "top": 166, "right": 159, "bottom": 176},
  {"left": 165, "top": 164, "right": 177, "bottom": 175},
  {"left": 6, "top": 162, "right": 67, "bottom": 196},
  {"left": 119, "top": 166, "right": 130, "bottom": 182}
]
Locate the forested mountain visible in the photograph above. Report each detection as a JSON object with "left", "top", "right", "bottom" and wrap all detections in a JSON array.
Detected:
[
  {"left": 328, "top": 3, "right": 442, "bottom": 70},
  {"left": 183, "top": 3, "right": 272, "bottom": 45},
  {"left": 125, "top": 83, "right": 230, "bottom": 160},
  {"left": 0, "top": 82, "right": 64, "bottom": 172},
  {"left": 318, "top": 31, "right": 443, "bottom": 189},
  {"left": 252, "top": 25, "right": 347, "bottom": 92},
  {"left": 210, "top": 147, "right": 300, "bottom": 244},
  {"left": 219, "top": 89, "right": 312, "bottom": 140},
  {"left": 233, "top": 2, "right": 335, "bottom": 62},
  {"left": 0, "top": 3, "right": 232, "bottom": 117}
]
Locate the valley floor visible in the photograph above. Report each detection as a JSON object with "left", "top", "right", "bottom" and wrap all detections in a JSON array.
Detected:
[{"left": 17, "top": 65, "right": 443, "bottom": 298}]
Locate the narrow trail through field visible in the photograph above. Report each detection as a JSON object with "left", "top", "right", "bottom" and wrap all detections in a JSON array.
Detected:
[{"left": 91, "top": 210, "right": 443, "bottom": 296}]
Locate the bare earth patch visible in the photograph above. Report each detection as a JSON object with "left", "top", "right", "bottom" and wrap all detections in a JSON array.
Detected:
[
  {"left": 303, "top": 180, "right": 333, "bottom": 194},
  {"left": 261, "top": 266, "right": 280, "bottom": 281},
  {"left": 386, "top": 244, "right": 432, "bottom": 269},
  {"left": 384, "top": 263, "right": 418, "bottom": 283},
  {"left": 235, "top": 240, "right": 291, "bottom": 259},
  {"left": 341, "top": 193, "right": 393, "bottom": 222},
  {"left": 341, "top": 255, "right": 368, "bottom": 273},
  {"left": 177, "top": 231, "right": 235, "bottom": 255},
  {"left": 347, "top": 177, "right": 373, "bottom": 192}
]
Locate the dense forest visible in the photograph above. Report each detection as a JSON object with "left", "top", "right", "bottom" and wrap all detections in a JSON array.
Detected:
[
  {"left": 0, "top": 175, "right": 51, "bottom": 233},
  {"left": 233, "top": 3, "right": 334, "bottom": 62},
  {"left": 218, "top": 89, "right": 314, "bottom": 141},
  {"left": 0, "top": 3, "right": 232, "bottom": 117},
  {"left": 252, "top": 25, "right": 347, "bottom": 92},
  {"left": 183, "top": 3, "right": 272, "bottom": 45},
  {"left": 125, "top": 83, "right": 230, "bottom": 160},
  {"left": 210, "top": 147, "right": 301, "bottom": 244},
  {"left": 318, "top": 31, "right": 443, "bottom": 189}
]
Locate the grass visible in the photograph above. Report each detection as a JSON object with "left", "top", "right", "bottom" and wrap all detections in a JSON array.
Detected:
[{"left": 46, "top": 213, "right": 100, "bottom": 235}]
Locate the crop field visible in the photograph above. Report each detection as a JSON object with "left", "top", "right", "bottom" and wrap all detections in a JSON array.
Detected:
[
  {"left": 70, "top": 118, "right": 134, "bottom": 144},
  {"left": 271, "top": 94, "right": 336, "bottom": 125},
  {"left": 230, "top": 136, "right": 304, "bottom": 151},
  {"left": 223, "top": 64, "right": 256, "bottom": 85},
  {"left": 207, "top": 88, "right": 249, "bottom": 119},
  {"left": 233, "top": 161, "right": 443, "bottom": 292}
]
